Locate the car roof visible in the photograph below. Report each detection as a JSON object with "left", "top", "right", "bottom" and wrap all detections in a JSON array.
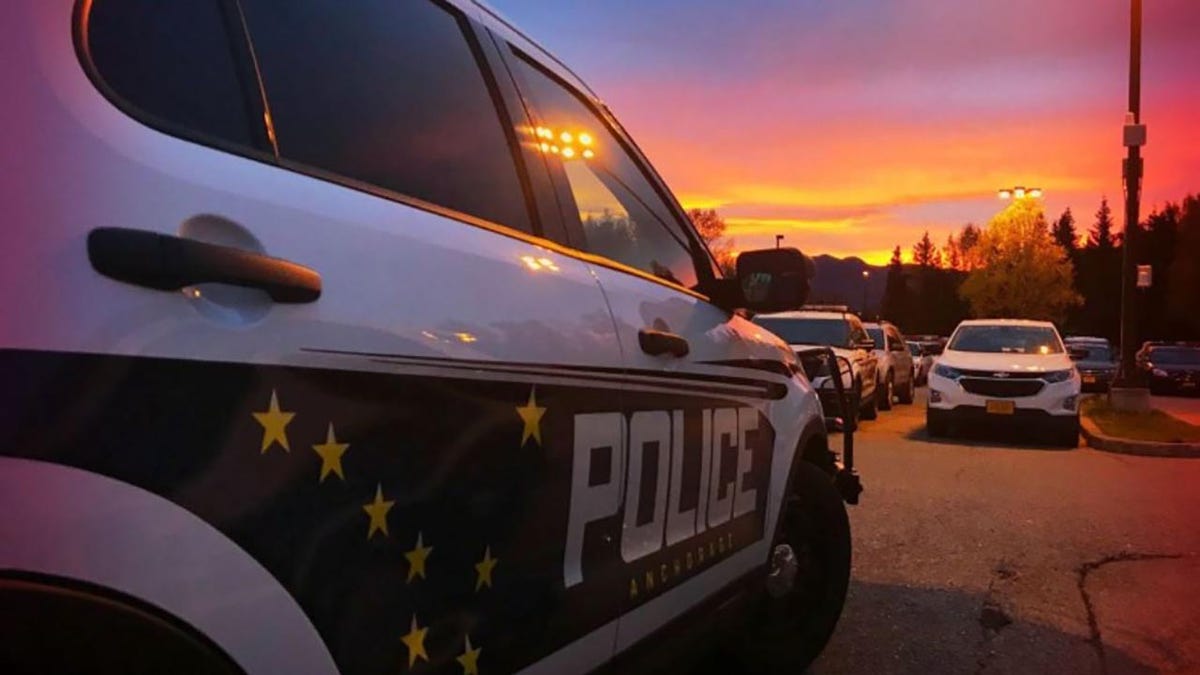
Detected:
[
  {"left": 756, "top": 311, "right": 851, "bottom": 320},
  {"left": 956, "top": 319, "right": 1057, "bottom": 328},
  {"left": 455, "top": 0, "right": 601, "bottom": 101}
]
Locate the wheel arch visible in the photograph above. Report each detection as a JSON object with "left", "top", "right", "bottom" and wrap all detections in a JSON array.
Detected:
[{"left": 0, "top": 458, "right": 338, "bottom": 675}]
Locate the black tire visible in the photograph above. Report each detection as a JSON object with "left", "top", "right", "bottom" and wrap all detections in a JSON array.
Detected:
[
  {"left": 926, "top": 409, "right": 948, "bottom": 437},
  {"left": 860, "top": 387, "right": 878, "bottom": 421},
  {"left": 731, "top": 461, "right": 851, "bottom": 673},
  {"left": 1051, "top": 418, "right": 1080, "bottom": 448},
  {"left": 897, "top": 373, "right": 915, "bottom": 404},
  {"left": 878, "top": 373, "right": 894, "bottom": 411}
]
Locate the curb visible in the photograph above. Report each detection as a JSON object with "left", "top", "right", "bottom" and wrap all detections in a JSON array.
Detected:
[{"left": 1080, "top": 414, "right": 1200, "bottom": 458}]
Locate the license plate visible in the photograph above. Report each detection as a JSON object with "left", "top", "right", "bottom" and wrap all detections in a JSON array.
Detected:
[
  {"left": 1082, "top": 375, "right": 1097, "bottom": 384},
  {"left": 986, "top": 400, "right": 1015, "bottom": 415}
]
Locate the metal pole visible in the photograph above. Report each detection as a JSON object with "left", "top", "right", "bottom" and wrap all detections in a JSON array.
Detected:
[{"left": 1117, "top": 0, "right": 1143, "bottom": 386}]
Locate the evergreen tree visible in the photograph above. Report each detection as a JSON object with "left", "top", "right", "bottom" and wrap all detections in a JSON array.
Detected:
[
  {"left": 1088, "top": 198, "right": 1115, "bottom": 249},
  {"left": 958, "top": 223, "right": 982, "bottom": 270},
  {"left": 1052, "top": 207, "right": 1078, "bottom": 257},
  {"left": 913, "top": 231, "right": 941, "bottom": 268},
  {"left": 881, "top": 246, "right": 910, "bottom": 325},
  {"left": 945, "top": 234, "right": 961, "bottom": 270}
]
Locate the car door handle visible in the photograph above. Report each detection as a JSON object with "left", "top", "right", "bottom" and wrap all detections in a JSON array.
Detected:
[
  {"left": 638, "top": 328, "right": 690, "bottom": 358},
  {"left": 88, "top": 227, "right": 321, "bottom": 303}
]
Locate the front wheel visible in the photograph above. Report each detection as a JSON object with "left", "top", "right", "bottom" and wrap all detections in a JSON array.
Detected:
[
  {"left": 926, "top": 409, "right": 948, "bottom": 437},
  {"left": 897, "top": 373, "right": 915, "bottom": 404},
  {"left": 1051, "top": 417, "right": 1080, "bottom": 448},
  {"left": 878, "top": 373, "right": 894, "bottom": 411},
  {"left": 859, "top": 381, "right": 878, "bottom": 421},
  {"left": 731, "top": 461, "right": 851, "bottom": 673}
]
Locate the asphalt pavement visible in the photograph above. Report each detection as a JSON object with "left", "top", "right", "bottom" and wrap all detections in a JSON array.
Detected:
[
  {"left": 809, "top": 389, "right": 1200, "bottom": 674},
  {"left": 1153, "top": 395, "right": 1200, "bottom": 426}
]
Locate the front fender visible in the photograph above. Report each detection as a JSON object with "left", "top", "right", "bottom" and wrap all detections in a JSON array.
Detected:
[{"left": 0, "top": 458, "right": 337, "bottom": 675}]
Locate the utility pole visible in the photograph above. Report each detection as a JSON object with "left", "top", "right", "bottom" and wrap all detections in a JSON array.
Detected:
[
  {"left": 861, "top": 270, "right": 870, "bottom": 317},
  {"left": 775, "top": 234, "right": 783, "bottom": 249},
  {"left": 1117, "top": 0, "right": 1146, "bottom": 391}
]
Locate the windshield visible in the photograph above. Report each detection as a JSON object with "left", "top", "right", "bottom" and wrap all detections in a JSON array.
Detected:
[
  {"left": 1075, "top": 346, "right": 1114, "bottom": 362},
  {"left": 948, "top": 325, "right": 1063, "bottom": 354},
  {"left": 866, "top": 327, "right": 885, "bottom": 348},
  {"left": 909, "top": 343, "right": 922, "bottom": 356},
  {"left": 755, "top": 317, "right": 850, "bottom": 347},
  {"left": 1150, "top": 347, "right": 1200, "bottom": 365}
]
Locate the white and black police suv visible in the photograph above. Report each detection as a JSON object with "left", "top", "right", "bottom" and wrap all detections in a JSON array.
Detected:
[{"left": 0, "top": 1, "right": 862, "bottom": 673}]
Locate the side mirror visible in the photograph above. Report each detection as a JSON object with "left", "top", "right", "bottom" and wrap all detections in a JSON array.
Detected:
[
  {"left": 1068, "top": 347, "right": 1088, "bottom": 361},
  {"left": 737, "top": 247, "right": 813, "bottom": 313}
]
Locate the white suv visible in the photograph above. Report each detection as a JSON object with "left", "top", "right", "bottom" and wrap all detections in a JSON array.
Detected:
[
  {"left": 927, "top": 320, "right": 1081, "bottom": 446},
  {"left": 0, "top": 1, "right": 859, "bottom": 673}
]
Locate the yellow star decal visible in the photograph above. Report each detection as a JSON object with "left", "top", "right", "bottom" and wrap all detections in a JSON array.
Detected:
[
  {"left": 252, "top": 389, "right": 294, "bottom": 453},
  {"left": 400, "top": 615, "right": 429, "bottom": 668},
  {"left": 405, "top": 531, "right": 433, "bottom": 583},
  {"left": 457, "top": 635, "right": 482, "bottom": 675},
  {"left": 474, "top": 546, "right": 498, "bottom": 591},
  {"left": 362, "top": 484, "right": 394, "bottom": 539},
  {"left": 312, "top": 423, "right": 349, "bottom": 482},
  {"left": 515, "top": 388, "right": 546, "bottom": 446}
]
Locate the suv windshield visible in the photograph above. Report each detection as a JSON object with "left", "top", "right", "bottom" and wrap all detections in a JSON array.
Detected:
[
  {"left": 755, "top": 317, "right": 850, "bottom": 347},
  {"left": 1149, "top": 347, "right": 1200, "bottom": 365},
  {"left": 1075, "top": 345, "right": 1114, "bottom": 362},
  {"left": 948, "top": 325, "right": 1063, "bottom": 354}
]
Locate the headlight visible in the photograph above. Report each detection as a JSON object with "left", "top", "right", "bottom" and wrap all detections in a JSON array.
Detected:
[
  {"left": 932, "top": 364, "right": 963, "bottom": 380},
  {"left": 1152, "top": 368, "right": 1168, "bottom": 378},
  {"left": 1042, "top": 369, "right": 1074, "bottom": 383}
]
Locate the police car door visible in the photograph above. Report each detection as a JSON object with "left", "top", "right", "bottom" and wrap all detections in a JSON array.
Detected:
[
  {"left": 8, "top": 1, "right": 624, "bottom": 674},
  {"left": 501, "top": 48, "right": 799, "bottom": 658}
]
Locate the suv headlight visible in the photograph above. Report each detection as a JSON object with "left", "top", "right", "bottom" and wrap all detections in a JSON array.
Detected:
[
  {"left": 1042, "top": 369, "right": 1074, "bottom": 383},
  {"left": 932, "top": 364, "right": 963, "bottom": 380}
]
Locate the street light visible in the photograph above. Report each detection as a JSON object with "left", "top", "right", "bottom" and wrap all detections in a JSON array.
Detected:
[
  {"left": 775, "top": 234, "right": 784, "bottom": 249},
  {"left": 861, "top": 270, "right": 870, "bottom": 317},
  {"left": 998, "top": 186, "right": 1043, "bottom": 200}
]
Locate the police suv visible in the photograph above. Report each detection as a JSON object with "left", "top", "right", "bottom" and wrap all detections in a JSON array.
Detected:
[{"left": 0, "top": 1, "right": 861, "bottom": 673}]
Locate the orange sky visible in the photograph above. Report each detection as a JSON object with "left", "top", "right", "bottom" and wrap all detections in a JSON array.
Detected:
[{"left": 497, "top": 0, "right": 1200, "bottom": 265}]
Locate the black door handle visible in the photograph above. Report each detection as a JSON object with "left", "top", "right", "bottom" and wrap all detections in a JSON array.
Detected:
[
  {"left": 638, "top": 328, "right": 690, "bottom": 358},
  {"left": 88, "top": 227, "right": 321, "bottom": 303}
]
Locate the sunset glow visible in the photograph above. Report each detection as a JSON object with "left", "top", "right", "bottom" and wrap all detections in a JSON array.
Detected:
[{"left": 493, "top": 0, "right": 1200, "bottom": 261}]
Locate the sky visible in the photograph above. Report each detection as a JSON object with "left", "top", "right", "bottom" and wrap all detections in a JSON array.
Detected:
[{"left": 489, "top": 0, "right": 1200, "bottom": 264}]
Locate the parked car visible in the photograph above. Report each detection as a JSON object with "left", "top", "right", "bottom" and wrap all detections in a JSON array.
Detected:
[
  {"left": 755, "top": 309, "right": 881, "bottom": 421},
  {"left": 1137, "top": 343, "right": 1200, "bottom": 396},
  {"left": 910, "top": 342, "right": 935, "bottom": 385},
  {"left": 926, "top": 320, "right": 1081, "bottom": 446},
  {"left": 864, "top": 321, "right": 916, "bottom": 409},
  {"left": 1064, "top": 338, "right": 1117, "bottom": 393},
  {"left": 0, "top": 2, "right": 860, "bottom": 673}
]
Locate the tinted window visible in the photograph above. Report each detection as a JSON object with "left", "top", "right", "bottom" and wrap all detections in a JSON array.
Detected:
[
  {"left": 948, "top": 326, "right": 1063, "bottom": 354},
  {"left": 754, "top": 317, "right": 850, "bottom": 346},
  {"left": 1149, "top": 347, "right": 1200, "bottom": 365},
  {"left": 87, "top": 0, "right": 255, "bottom": 146},
  {"left": 241, "top": 0, "right": 531, "bottom": 232},
  {"left": 511, "top": 54, "right": 699, "bottom": 289},
  {"left": 866, "top": 328, "right": 885, "bottom": 348}
]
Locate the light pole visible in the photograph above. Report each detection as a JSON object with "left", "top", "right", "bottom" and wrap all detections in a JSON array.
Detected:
[
  {"left": 861, "top": 270, "right": 870, "bottom": 317},
  {"left": 1116, "top": 0, "right": 1147, "bottom": 396},
  {"left": 775, "top": 234, "right": 784, "bottom": 249}
]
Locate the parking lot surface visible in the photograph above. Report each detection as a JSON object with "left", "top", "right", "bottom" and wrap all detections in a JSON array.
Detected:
[{"left": 810, "top": 391, "right": 1200, "bottom": 674}]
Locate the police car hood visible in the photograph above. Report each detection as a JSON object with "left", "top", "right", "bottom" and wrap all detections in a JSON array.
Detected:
[{"left": 938, "top": 349, "right": 1074, "bottom": 374}]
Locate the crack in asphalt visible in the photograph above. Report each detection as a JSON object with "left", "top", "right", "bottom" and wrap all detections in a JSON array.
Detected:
[
  {"left": 1075, "top": 552, "right": 1185, "bottom": 675},
  {"left": 974, "top": 561, "right": 1018, "bottom": 675}
]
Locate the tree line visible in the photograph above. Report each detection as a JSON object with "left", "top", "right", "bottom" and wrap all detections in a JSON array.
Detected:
[{"left": 880, "top": 193, "right": 1200, "bottom": 340}]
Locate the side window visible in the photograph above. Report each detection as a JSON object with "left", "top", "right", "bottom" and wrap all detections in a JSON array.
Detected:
[
  {"left": 509, "top": 53, "right": 700, "bottom": 289},
  {"left": 240, "top": 0, "right": 532, "bottom": 232},
  {"left": 85, "top": 0, "right": 257, "bottom": 147}
]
